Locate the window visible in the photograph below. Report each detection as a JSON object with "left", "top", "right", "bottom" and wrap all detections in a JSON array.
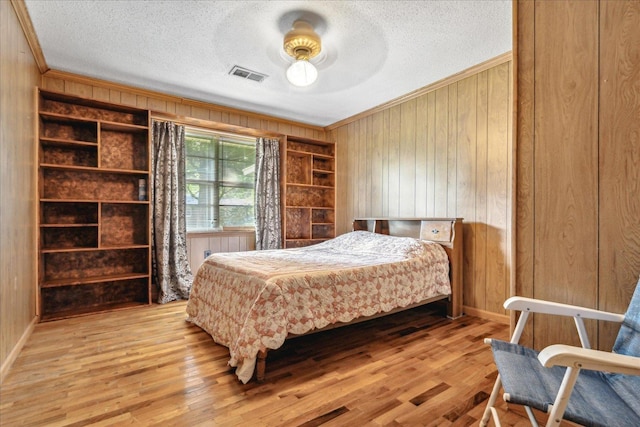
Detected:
[{"left": 185, "top": 128, "right": 256, "bottom": 231}]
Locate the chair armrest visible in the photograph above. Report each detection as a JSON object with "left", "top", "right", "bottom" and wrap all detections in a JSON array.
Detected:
[
  {"left": 504, "top": 297, "right": 625, "bottom": 322},
  {"left": 539, "top": 344, "right": 640, "bottom": 376}
]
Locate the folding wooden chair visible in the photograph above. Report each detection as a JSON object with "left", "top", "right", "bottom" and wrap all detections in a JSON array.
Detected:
[{"left": 480, "top": 277, "right": 640, "bottom": 427}]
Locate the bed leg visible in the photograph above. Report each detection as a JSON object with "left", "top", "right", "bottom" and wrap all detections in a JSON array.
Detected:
[{"left": 256, "top": 349, "right": 267, "bottom": 382}]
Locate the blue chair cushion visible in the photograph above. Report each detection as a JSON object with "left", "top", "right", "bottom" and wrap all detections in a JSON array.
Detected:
[
  {"left": 491, "top": 339, "right": 640, "bottom": 427},
  {"left": 614, "top": 277, "right": 640, "bottom": 358},
  {"left": 611, "top": 277, "right": 640, "bottom": 417}
]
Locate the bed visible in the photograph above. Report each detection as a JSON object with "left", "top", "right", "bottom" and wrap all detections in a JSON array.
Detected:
[{"left": 186, "top": 217, "right": 463, "bottom": 383}]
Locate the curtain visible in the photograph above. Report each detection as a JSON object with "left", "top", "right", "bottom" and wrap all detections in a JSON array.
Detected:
[
  {"left": 151, "top": 120, "right": 193, "bottom": 303},
  {"left": 255, "top": 137, "right": 282, "bottom": 250}
]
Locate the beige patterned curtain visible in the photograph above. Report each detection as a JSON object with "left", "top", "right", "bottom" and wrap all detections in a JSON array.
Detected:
[
  {"left": 151, "top": 120, "right": 193, "bottom": 303},
  {"left": 255, "top": 137, "right": 282, "bottom": 250}
]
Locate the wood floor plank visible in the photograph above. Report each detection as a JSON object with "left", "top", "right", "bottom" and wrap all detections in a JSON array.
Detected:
[{"left": 0, "top": 301, "right": 529, "bottom": 426}]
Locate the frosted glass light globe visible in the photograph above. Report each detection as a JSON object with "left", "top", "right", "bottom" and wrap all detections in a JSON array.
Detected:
[{"left": 286, "top": 60, "right": 318, "bottom": 87}]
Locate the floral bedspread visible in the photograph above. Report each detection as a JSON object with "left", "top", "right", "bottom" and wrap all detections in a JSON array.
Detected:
[{"left": 185, "top": 231, "right": 450, "bottom": 383}]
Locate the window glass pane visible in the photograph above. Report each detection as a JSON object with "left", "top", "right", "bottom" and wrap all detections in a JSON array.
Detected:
[
  {"left": 219, "top": 205, "right": 254, "bottom": 227},
  {"left": 184, "top": 128, "right": 256, "bottom": 232},
  {"left": 219, "top": 186, "right": 254, "bottom": 206},
  {"left": 221, "top": 160, "right": 254, "bottom": 184},
  {"left": 186, "top": 135, "right": 216, "bottom": 157},
  {"left": 220, "top": 141, "right": 255, "bottom": 184},
  {"left": 186, "top": 204, "right": 214, "bottom": 230},
  {"left": 186, "top": 156, "right": 216, "bottom": 181},
  {"left": 219, "top": 187, "right": 254, "bottom": 227},
  {"left": 220, "top": 140, "right": 254, "bottom": 161},
  {"left": 185, "top": 182, "right": 218, "bottom": 230},
  {"left": 186, "top": 182, "right": 218, "bottom": 207}
]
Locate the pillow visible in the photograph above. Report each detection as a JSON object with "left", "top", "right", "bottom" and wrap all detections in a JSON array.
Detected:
[{"left": 317, "top": 231, "right": 430, "bottom": 258}]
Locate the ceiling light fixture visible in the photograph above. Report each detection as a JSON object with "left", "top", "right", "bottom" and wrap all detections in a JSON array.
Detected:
[{"left": 283, "top": 20, "right": 321, "bottom": 87}]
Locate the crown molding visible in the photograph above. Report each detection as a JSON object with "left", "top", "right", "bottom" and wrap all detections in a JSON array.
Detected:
[{"left": 10, "top": 0, "right": 48, "bottom": 74}]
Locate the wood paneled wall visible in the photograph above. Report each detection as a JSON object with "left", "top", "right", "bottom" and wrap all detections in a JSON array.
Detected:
[
  {"left": 1, "top": 0, "right": 41, "bottom": 381},
  {"left": 330, "top": 59, "right": 513, "bottom": 318},
  {"left": 40, "top": 71, "right": 327, "bottom": 142},
  {"left": 516, "top": 0, "right": 640, "bottom": 350},
  {"left": 187, "top": 232, "right": 256, "bottom": 275}
]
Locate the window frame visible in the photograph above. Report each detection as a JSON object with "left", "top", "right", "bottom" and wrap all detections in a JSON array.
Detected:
[{"left": 184, "top": 126, "right": 257, "bottom": 232}]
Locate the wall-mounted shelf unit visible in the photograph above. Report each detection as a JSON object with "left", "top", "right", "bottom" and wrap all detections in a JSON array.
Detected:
[
  {"left": 283, "top": 136, "right": 335, "bottom": 248},
  {"left": 37, "top": 89, "right": 151, "bottom": 321}
]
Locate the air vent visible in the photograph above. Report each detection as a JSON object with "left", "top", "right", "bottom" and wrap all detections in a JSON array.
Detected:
[{"left": 229, "top": 66, "right": 267, "bottom": 83}]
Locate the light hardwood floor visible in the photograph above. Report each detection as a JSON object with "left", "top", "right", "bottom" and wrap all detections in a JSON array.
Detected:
[{"left": 0, "top": 301, "right": 530, "bottom": 426}]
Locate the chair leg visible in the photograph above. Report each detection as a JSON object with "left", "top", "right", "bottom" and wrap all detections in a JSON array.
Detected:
[
  {"left": 489, "top": 408, "right": 502, "bottom": 427},
  {"left": 481, "top": 374, "right": 503, "bottom": 427},
  {"left": 524, "top": 406, "right": 540, "bottom": 427},
  {"left": 545, "top": 367, "right": 580, "bottom": 427}
]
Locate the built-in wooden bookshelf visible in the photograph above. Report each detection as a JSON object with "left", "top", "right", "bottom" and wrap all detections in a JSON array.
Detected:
[
  {"left": 283, "top": 136, "right": 335, "bottom": 248},
  {"left": 37, "top": 89, "right": 151, "bottom": 321}
]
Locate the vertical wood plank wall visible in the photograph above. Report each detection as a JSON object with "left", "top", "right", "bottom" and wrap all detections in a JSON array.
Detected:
[
  {"left": 330, "top": 59, "right": 513, "bottom": 318},
  {"left": 39, "top": 71, "right": 326, "bottom": 277},
  {"left": 0, "top": 1, "right": 41, "bottom": 379},
  {"left": 516, "top": 0, "right": 640, "bottom": 350},
  {"left": 187, "top": 232, "right": 256, "bottom": 275},
  {"left": 40, "top": 72, "right": 326, "bottom": 142}
]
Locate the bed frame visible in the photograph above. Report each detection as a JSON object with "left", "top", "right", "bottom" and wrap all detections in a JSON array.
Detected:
[{"left": 254, "top": 217, "right": 464, "bottom": 381}]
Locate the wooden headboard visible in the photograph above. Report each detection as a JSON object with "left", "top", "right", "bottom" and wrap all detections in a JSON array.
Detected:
[{"left": 352, "top": 218, "right": 463, "bottom": 319}]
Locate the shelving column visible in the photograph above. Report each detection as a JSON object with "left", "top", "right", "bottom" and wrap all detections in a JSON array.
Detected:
[
  {"left": 37, "top": 89, "right": 151, "bottom": 321},
  {"left": 283, "top": 136, "right": 335, "bottom": 248}
]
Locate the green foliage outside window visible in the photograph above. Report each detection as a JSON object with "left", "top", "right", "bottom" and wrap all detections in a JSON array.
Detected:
[{"left": 185, "top": 129, "right": 256, "bottom": 230}]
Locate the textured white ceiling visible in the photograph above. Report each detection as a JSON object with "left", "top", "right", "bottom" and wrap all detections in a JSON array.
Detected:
[{"left": 24, "top": 0, "right": 512, "bottom": 127}]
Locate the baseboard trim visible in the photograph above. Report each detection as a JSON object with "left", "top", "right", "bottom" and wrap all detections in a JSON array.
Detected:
[
  {"left": 0, "top": 315, "right": 38, "bottom": 384},
  {"left": 463, "top": 306, "right": 509, "bottom": 325}
]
